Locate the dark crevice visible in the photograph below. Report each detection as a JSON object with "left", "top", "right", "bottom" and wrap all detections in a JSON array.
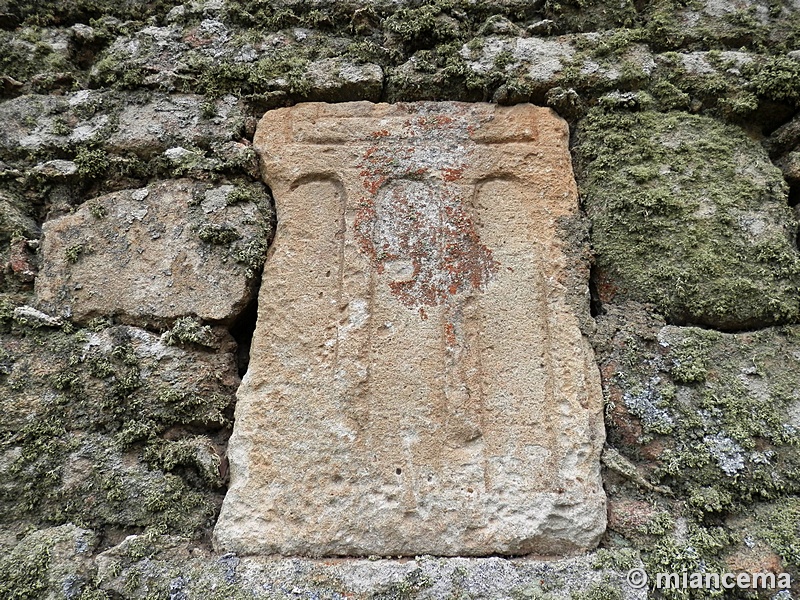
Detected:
[
  {"left": 588, "top": 263, "right": 603, "bottom": 318},
  {"left": 229, "top": 293, "right": 259, "bottom": 378},
  {"left": 661, "top": 316, "right": 783, "bottom": 336},
  {"left": 227, "top": 184, "right": 276, "bottom": 378}
]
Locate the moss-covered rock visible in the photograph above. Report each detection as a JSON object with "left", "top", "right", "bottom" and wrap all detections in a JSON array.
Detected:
[
  {"left": 0, "top": 524, "right": 97, "bottom": 600},
  {"left": 596, "top": 304, "right": 800, "bottom": 588},
  {"left": 576, "top": 108, "right": 800, "bottom": 330},
  {"left": 0, "top": 322, "right": 237, "bottom": 536}
]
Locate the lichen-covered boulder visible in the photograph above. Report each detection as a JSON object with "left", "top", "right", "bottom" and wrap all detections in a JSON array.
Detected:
[
  {"left": 35, "top": 179, "right": 273, "bottom": 326},
  {"left": 576, "top": 109, "right": 800, "bottom": 330},
  {"left": 0, "top": 524, "right": 97, "bottom": 600},
  {"left": 595, "top": 303, "right": 800, "bottom": 579},
  {"left": 0, "top": 321, "right": 238, "bottom": 535}
]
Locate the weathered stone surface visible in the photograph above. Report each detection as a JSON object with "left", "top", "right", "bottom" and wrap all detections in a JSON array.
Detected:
[
  {"left": 0, "top": 526, "right": 643, "bottom": 599},
  {"left": 0, "top": 322, "right": 238, "bottom": 533},
  {"left": 216, "top": 101, "right": 606, "bottom": 556},
  {"left": 461, "top": 36, "right": 575, "bottom": 86},
  {"left": 304, "top": 57, "right": 384, "bottom": 102},
  {"left": 593, "top": 302, "right": 800, "bottom": 580},
  {"left": 35, "top": 179, "right": 272, "bottom": 325},
  {"left": 0, "top": 92, "right": 115, "bottom": 160},
  {"left": 92, "top": 537, "right": 645, "bottom": 599},
  {"left": 596, "top": 305, "right": 800, "bottom": 507},
  {"left": 576, "top": 109, "right": 800, "bottom": 330},
  {"left": 106, "top": 93, "right": 247, "bottom": 158}
]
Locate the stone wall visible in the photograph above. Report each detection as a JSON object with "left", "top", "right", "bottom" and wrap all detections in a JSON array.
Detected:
[{"left": 0, "top": 0, "right": 799, "bottom": 598}]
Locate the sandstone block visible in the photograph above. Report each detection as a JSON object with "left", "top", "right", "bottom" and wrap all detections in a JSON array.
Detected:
[
  {"left": 35, "top": 179, "right": 272, "bottom": 326},
  {"left": 215, "top": 101, "right": 606, "bottom": 556}
]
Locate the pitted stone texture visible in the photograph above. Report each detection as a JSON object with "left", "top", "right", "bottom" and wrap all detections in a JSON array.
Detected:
[
  {"left": 35, "top": 179, "right": 271, "bottom": 326},
  {"left": 215, "top": 102, "right": 605, "bottom": 557}
]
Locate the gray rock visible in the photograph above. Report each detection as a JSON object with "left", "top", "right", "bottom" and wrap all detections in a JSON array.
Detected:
[
  {"left": 304, "top": 58, "right": 383, "bottom": 102},
  {"left": 106, "top": 94, "right": 247, "bottom": 159},
  {"left": 461, "top": 36, "right": 575, "bottom": 84},
  {"left": 34, "top": 160, "right": 78, "bottom": 179},
  {"left": 87, "top": 533, "right": 646, "bottom": 599},
  {"left": 12, "top": 305, "right": 62, "bottom": 327},
  {"left": 0, "top": 93, "right": 114, "bottom": 160},
  {"left": 35, "top": 179, "right": 273, "bottom": 326}
]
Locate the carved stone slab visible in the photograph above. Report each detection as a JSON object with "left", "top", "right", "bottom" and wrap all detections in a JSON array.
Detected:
[{"left": 214, "top": 102, "right": 606, "bottom": 557}]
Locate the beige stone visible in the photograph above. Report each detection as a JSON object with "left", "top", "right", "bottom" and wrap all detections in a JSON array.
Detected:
[
  {"left": 35, "top": 179, "right": 271, "bottom": 326},
  {"left": 215, "top": 101, "right": 606, "bottom": 557}
]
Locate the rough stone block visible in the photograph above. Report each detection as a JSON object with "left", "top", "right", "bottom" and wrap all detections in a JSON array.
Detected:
[
  {"left": 35, "top": 179, "right": 271, "bottom": 326},
  {"left": 215, "top": 101, "right": 606, "bottom": 556},
  {"left": 576, "top": 109, "right": 800, "bottom": 330}
]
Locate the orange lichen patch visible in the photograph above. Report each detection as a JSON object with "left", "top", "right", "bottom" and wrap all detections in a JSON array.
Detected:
[
  {"left": 354, "top": 116, "right": 499, "bottom": 313},
  {"left": 725, "top": 547, "right": 784, "bottom": 575},
  {"left": 442, "top": 167, "right": 464, "bottom": 182},
  {"left": 444, "top": 321, "right": 457, "bottom": 347}
]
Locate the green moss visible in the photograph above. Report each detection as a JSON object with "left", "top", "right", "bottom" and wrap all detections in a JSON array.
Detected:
[
  {"left": 716, "top": 90, "right": 759, "bottom": 118},
  {"left": 195, "top": 45, "right": 315, "bottom": 98},
  {"left": 162, "top": 316, "right": 214, "bottom": 348},
  {"left": 0, "top": 533, "right": 51, "bottom": 599},
  {"left": 642, "top": 522, "right": 733, "bottom": 599},
  {"left": 384, "top": 3, "right": 463, "bottom": 49},
  {"left": 235, "top": 237, "right": 269, "bottom": 277},
  {"left": 65, "top": 243, "right": 92, "bottom": 263},
  {"left": 78, "top": 590, "right": 111, "bottom": 600},
  {"left": 142, "top": 437, "right": 222, "bottom": 487},
  {"left": 87, "top": 200, "right": 107, "bottom": 219},
  {"left": 571, "top": 582, "right": 623, "bottom": 600},
  {"left": 225, "top": 183, "right": 263, "bottom": 206},
  {"left": 610, "top": 323, "right": 800, "bottom": 541},
  {"left": 745, "top": 55, "right": 800, "bottom": 106},
  {"left": 199, "top": 99, "right": 216, "bottom": 120},
  {"left": 591, "top": 548, "right": 638, "bottom": 571},
  {"left": 91, "top": 50, "right": 147, "bottom": 90},
  {"left": 196, "top": 222, "right": 241, "bottom": 245},
  {"left": 544, "top": 0, "right": 638, "bottom": 32},
  {"left": 74, "top": 146, "right": 110, "bottom": 179},
  {"left": 0, "top": 325, "right": 233, "bottom": 536},
  {"left": 50, "top": 116, "right": 72, "bottom": 137},
  {"left": 8, "top": 0, "right": 183, "bottom": 27},
  {"left": 757, "top": 498, "right": 800, "bottom": 567},
  {"left": 576, "top": 109, "right": 800, "bottom": 330},
  {"left": 346, "top": 39, "right": 391, "bottom": 65},
  {"left": 141, "top": 473, "right": 216, "bottom": 531},
  {"left": 669, "top": 331, "right": 715, "bottom": 384}
]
